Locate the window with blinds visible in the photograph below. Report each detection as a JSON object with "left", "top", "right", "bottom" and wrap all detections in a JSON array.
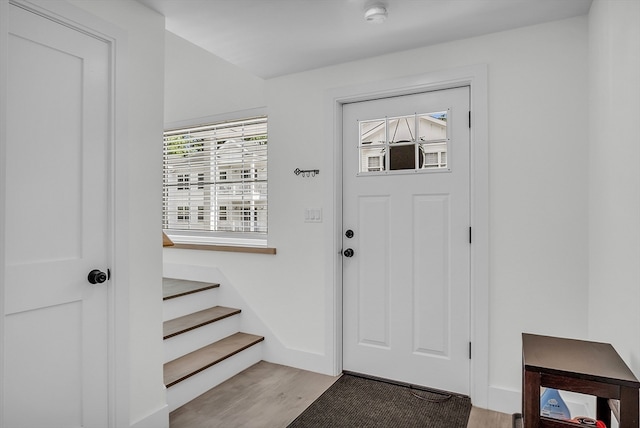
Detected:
[{"left": 163, "top": 116, "right": 267, "bottom": 244}]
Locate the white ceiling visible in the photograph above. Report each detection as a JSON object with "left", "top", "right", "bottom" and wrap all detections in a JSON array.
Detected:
[{"left": 138, "top": 0, "right": 592, "bottom": 79}]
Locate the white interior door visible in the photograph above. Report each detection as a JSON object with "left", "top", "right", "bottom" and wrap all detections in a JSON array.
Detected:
[
  {"left": 3, "top": 3, "right": 112, "bottom": 426},
  {"left": 342, "top": 86, "right": 471, "bottom": 394}
]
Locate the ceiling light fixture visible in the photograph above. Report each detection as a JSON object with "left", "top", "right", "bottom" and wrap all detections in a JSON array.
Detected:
[{"left": 364, "top": 4, "right": 388, "bottom": 24}]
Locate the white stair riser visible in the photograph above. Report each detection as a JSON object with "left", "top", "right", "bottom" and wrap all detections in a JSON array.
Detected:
[
  {"left": 164, "top": 315, "right": 241, "bottom": 362},
  {"left": 163, "top": 288, "right": 219, "bottom": 321},
  {"left": 166, "top": 342, "right": 263, "bottom": 412}
]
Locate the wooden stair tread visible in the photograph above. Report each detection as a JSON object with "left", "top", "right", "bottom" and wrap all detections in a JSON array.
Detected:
[
  {"left": 164, "top": 306, "right": 241, "bottom": 339},
  {"left": 164, "top": 332, "right": 264, "bottom": 388},
  {"left": 163, "top": 277, "right": 219, "bottom": 300}
]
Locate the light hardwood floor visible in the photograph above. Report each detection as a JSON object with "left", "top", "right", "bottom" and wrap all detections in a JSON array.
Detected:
[{"left": 170, "top": 361, "right": 513, "bottom": 428}]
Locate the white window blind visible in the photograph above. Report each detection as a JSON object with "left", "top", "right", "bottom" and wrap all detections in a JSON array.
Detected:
[{"left": 163, "top": 116, "right": 267, "bottom": 243}]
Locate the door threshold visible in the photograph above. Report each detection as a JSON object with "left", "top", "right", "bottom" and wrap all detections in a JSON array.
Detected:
[{"left": 342, "top": 370, "right": 469, "bottom": 399}]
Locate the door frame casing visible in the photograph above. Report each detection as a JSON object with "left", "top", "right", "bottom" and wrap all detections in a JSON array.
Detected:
[
  {"left": 0, "top": 1, "right": 130, "bottom": 426},
  {"left": 324, "top": 64, "right": 489, "bottom": 407}
]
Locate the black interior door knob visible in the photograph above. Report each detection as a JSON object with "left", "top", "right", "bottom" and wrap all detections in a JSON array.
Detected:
[
  {"left": 88, "top": 269, "right": 107, "bottom": 284},
  {"left": 343, "top": 248, "right": 354, "bottom": 258}
]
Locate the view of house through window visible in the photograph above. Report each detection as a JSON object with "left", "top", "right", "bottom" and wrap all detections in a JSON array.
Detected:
[
  {"left": 358, "top": 111, "right": 448, "bottom": 173},
  {"left": 163, "top": 116, "right": 267, "bottom": 244}
]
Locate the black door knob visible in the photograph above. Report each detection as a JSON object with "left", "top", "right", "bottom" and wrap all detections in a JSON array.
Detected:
[
  {"left": 88, "top": 269, "right": 107, "bottom": 284},
  {"left": 345, "top": 229, "right": 354, "bottom": 238},
  {"left": 343, "top": 248, "right": 354, "bottom": 258}
]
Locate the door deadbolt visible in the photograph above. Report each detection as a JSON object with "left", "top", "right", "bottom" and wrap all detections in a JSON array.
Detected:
[{"left": 345, "top": 229, "right": 354, "bottom": 238}]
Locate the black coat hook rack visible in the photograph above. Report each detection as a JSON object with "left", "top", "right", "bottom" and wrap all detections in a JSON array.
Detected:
[{"left": 294, "top": 168, "right": 319, "bottom": 177}]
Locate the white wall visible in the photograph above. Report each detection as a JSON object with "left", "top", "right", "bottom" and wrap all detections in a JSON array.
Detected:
[
  {"left": 164, "top": 31, "right": 266, "bottom": 125},
  {"left": 164, "top": 16, "right": 590, "bottom": 412},
  {"left": 67, "top": 1, "right": 167, "bottom": 426},
  {"left": 588, "top": 0, "right": 640, "bottom": 373}
]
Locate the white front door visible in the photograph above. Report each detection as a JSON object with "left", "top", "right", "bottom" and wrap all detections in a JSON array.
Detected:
[
  {"left": 342, "top": 86, "right": 471, "bottom": 394},
  {"left": 3, "top": 3, "right": 112, "bottom": 426}
]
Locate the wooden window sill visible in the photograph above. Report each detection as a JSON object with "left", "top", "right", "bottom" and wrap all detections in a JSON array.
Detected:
[{"left": 166, "top": 243, "right": 276, "bottom": 255}]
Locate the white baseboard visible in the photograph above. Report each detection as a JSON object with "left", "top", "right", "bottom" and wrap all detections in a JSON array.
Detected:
[
  {"left": 486, "top": 386, "right": 593, "bottom": 419},
  {"left": 261, "top": 342, "right": 332, "bottom": 375},
  {"left": 487, "top": 385, "right": 521, "bottom": 415},
  {"left": 130, "top": 404, "right": 169, "bottom": 428}
]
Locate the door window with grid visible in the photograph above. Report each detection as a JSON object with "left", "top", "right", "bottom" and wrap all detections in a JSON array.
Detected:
[{"left": 358, "top": 111, "right": 449, "bottom": 174}]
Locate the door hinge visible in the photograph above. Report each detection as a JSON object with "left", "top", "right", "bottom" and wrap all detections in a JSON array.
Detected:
[
  {"left": 469, "top": 342, "right": 472, "bottom": 359},
  {"left": 469, "top": 227, "right": 472, "bottom": 244},
  {"left": 468, "top": 111, "right": 471, "bottom": 129}
]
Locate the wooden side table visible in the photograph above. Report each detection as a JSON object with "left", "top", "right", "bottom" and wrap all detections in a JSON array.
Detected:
[{"left": 522, "top": 333, "right": 640, "bottom": 428}]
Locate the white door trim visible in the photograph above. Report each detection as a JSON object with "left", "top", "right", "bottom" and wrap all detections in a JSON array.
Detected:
[
  {"left": 0, "top": 1, "right": 130, "bottom": 426},
  {"left": 323, "top": 64, "right": 489, "bottom": 407}
]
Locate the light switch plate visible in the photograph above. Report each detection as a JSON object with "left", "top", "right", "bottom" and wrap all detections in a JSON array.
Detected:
[{"left": 304, "top": 208, "right": 322, "bottom": 223}]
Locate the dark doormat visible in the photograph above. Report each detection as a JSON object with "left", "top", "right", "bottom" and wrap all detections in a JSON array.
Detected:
[{"left": 287, "top": 374, "right": 471, "bottom": 428}]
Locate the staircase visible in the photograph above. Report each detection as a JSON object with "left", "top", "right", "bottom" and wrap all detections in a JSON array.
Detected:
[{"left": 163, "top": 277, "right": 264, "bottom": 412}]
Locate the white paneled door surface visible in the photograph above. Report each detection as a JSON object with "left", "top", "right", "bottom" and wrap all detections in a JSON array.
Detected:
[
  {"left": 3, "top": 3, "right": 111, "bottom": 427},
  {"left": 342, "top": 86, "right": 471, "bottom": 394}
]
